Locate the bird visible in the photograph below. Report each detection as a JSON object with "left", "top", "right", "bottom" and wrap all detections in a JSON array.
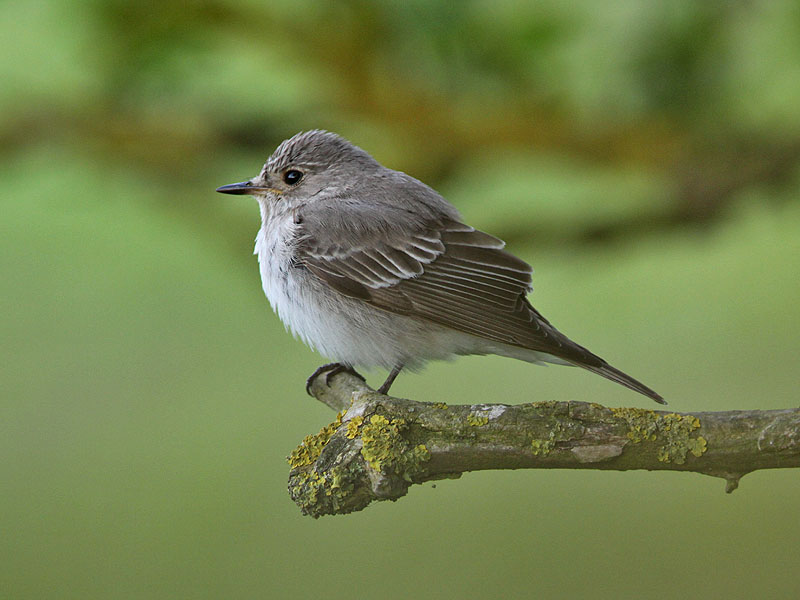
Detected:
[{"left": 216, "top": 130, "right": 665, "bottom": 404}]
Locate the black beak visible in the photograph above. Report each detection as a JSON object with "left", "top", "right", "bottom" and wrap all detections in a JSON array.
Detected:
[{"left": 216, "top": 181, "right": 258, "bottom": 195}]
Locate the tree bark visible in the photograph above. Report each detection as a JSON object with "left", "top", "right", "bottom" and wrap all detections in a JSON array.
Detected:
[{"left": 287, "top": 372, "right": 800, "bottom": 518}]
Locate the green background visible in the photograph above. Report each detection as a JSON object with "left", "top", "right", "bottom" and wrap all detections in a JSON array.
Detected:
[{"left": 2, "top": 2, "right": 799, "bottom": 598}]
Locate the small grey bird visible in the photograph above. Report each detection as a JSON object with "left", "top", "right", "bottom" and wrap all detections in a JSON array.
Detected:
[{"left": 217, "top": 130, "right": 665, "bottom": 404}]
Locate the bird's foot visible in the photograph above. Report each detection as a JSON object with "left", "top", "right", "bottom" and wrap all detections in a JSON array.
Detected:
[{"left": 305, "top": 363, "right": 366, "bottom": 396}]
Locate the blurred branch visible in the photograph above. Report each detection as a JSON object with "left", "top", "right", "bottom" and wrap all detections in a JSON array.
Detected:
[
  {"left": 288, "top": 372, "right": 800, "bottom": 517},
  {"left": 499, "top": 137, "right": 800, "bottom": 249}
]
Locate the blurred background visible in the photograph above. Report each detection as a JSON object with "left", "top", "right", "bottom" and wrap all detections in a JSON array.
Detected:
[{"left": 2, "top": 1, "right": 799, "bottom": 598}]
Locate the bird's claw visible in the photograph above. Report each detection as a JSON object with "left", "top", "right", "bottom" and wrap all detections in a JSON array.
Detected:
[{"left": 305, "top": 363, "right": 366, "bottom": 395}]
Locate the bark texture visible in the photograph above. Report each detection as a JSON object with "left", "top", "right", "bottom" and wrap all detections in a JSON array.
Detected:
[{"left": 287, "top": 372, "right": 800, "bottom": 517}]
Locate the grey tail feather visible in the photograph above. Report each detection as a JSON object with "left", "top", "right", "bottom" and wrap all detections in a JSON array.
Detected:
[{"left": 575, "top": 361, "right": 666, "bottom": 405}]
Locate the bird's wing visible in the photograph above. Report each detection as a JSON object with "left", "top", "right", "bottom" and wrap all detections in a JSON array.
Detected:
[
  {"left": 296, "top": 212, "right": 581, "bottom": 359},
  {"left": 295, "top": 207, "right": 665, "bottom": 403}
]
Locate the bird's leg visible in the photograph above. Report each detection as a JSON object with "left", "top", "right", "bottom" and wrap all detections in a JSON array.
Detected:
[
  {"left": 305, "top": 362, "right": 366, "bottom": 395},
  {"left": 377, "top": 364, "right": 403, "bottom": 395}
]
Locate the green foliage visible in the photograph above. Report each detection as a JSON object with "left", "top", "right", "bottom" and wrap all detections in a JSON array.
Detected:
[{"left": 2, "top": 2, "right": 800, "bottom": 598}]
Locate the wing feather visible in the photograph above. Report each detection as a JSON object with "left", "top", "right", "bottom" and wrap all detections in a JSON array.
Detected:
[
  {"left": 295, "top": 210, "right": 664, "bottom": 403},
  {"left": 295, "top": 215, "right": 563, "bottom": 353}
]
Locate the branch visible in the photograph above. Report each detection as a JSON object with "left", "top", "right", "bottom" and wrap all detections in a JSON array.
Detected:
[{"left": 287, "top": 372, "right": 800, "bottom": 517}]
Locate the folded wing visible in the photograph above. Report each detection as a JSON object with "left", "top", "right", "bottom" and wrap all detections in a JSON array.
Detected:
[{"left": 297, "top": 212, "right": 664, "bottom": 403}]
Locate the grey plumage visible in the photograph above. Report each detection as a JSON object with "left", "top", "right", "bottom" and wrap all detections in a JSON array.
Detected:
[{"left": 217, "top": 130, "right": 665, "bottom": 404}]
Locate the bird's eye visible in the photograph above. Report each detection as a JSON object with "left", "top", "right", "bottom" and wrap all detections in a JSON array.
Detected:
[{"left": 283, "top": 169, "right": 303, "bottom": 185}]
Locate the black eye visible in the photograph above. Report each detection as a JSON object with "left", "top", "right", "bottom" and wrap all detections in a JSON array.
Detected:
[{"left": 283, "top": 169, "right": 303, "bottom": 185}]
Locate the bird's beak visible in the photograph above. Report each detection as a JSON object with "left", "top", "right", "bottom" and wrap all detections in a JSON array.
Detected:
[
  {"left": 216, "top": 180, "right": 260, "bottom": 195},
  {"left": 216, "top": 180, "right": 279, "bottom": 195}
]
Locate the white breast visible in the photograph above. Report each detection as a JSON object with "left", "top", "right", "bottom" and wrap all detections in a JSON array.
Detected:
[{"left": 253, "top": 202, "right": 368, "bottom": 361}]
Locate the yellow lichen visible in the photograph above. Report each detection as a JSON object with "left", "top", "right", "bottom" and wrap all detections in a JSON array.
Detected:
[
  {"left": 360, "top": 415, "right": 402, "bottom": 471},
  {"left": 611, "top": 407, "right": 708, "bottom": 464},
  {"left": 359, "top": 414, "right": 430, "bottom": 480},
  {"left": 346, "top": 415, "right": 364, "bottom": 439},
  {"left": 403, "top": 445, "right": 432, "bottom": 481},
  {"left": 689, "top": 436, "right": 708, "bottom": 457},
  {"left": 433, "top": 402, "right": 448, "bottom": 410},
  {"left": 290, "top": 470, "right": 325, "bottom": 510},
  {"left": 329, "top": 466, "right": 354, "bottom": 494},
  {"left": 288, "top": 410, "right": 432, "bottom": 516},
  {"left": 530, "top": 421, "right": 564, "bottom": 457},
  {"left": 287, "top": 412, "right": 344, "bottom": 468},
  {"left": 531, "top": 438, "right": 555, "bottom": 456},
  {"left": 467, "top": 413, "right": 489, "bottom": 427}
]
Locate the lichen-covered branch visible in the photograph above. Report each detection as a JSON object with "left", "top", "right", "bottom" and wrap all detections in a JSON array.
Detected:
[{"left": 287, "top": 372, "right": 800, "bottom": 517}]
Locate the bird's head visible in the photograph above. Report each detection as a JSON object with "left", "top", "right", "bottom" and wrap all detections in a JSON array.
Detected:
[{"left": 216, "top": 130, "right": 380, "bottom": 208}]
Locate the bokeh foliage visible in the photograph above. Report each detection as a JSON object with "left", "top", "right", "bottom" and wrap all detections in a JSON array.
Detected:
[{"left": 2, "top": 1, "right": 799, "bottom": 598}]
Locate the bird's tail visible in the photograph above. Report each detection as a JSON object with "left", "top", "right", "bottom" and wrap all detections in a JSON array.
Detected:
[{"left": 574, "top": 360, "right": 666, "bottom": 405}]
